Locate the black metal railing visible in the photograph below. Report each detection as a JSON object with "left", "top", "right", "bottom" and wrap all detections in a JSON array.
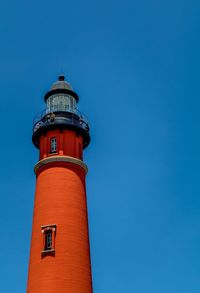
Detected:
[{"left": 33, "top": 107, "right": 89, "bottom": 134}]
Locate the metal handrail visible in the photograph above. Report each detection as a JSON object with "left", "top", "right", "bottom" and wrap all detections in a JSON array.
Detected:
[
  {"left": 33, "top": 107, "right": 89, "bottom": 133},
  {"left": 33, "top": 107, "right": 89, "bottom": 124}
]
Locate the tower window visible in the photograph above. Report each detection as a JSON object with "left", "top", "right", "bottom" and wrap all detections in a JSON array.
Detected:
[
  {"left": 50, "top": 137, "right": 57, "bottom": 153},
  {"left": 45, "top": 230, "right": 52, "bottom": 251},
  {"left": 41, "top": 224, "right": 56, "bottom": 256}
]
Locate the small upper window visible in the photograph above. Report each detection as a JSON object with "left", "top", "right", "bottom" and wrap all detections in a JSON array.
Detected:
[{"left": 50, "top": 137, "right": 57, "bottom": 153}]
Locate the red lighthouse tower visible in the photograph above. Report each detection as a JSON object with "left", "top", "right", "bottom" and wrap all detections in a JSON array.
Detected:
[{"left": 27, "top": 76, "right": 92, "bottom": 293}]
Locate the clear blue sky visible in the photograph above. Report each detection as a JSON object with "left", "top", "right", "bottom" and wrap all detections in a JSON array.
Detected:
[{"left": 0, "top": 0, "right": 200, "bottom": 292}]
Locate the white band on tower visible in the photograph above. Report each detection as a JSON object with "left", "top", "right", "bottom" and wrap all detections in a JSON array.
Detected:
[{"left": 34, "top": 155, "right": 88, "bottom": 174}]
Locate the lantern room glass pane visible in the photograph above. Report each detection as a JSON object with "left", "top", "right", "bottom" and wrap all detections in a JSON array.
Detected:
[{"left": 47, "top": 94, "right": 76, "bottom": 113}]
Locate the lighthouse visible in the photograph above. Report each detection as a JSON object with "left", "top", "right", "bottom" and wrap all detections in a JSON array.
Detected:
[{"left": 27, "top": 76, "right": 92, "bottom": 293}]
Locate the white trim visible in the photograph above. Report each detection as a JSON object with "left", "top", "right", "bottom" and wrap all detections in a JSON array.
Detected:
[{"left": 34, "top": 155, "right": 88, "bottom": 174}]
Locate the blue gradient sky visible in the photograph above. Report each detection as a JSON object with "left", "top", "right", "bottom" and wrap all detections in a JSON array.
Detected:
[{"left": 0, "top": 0, "right": 200, "bottom": 292}]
